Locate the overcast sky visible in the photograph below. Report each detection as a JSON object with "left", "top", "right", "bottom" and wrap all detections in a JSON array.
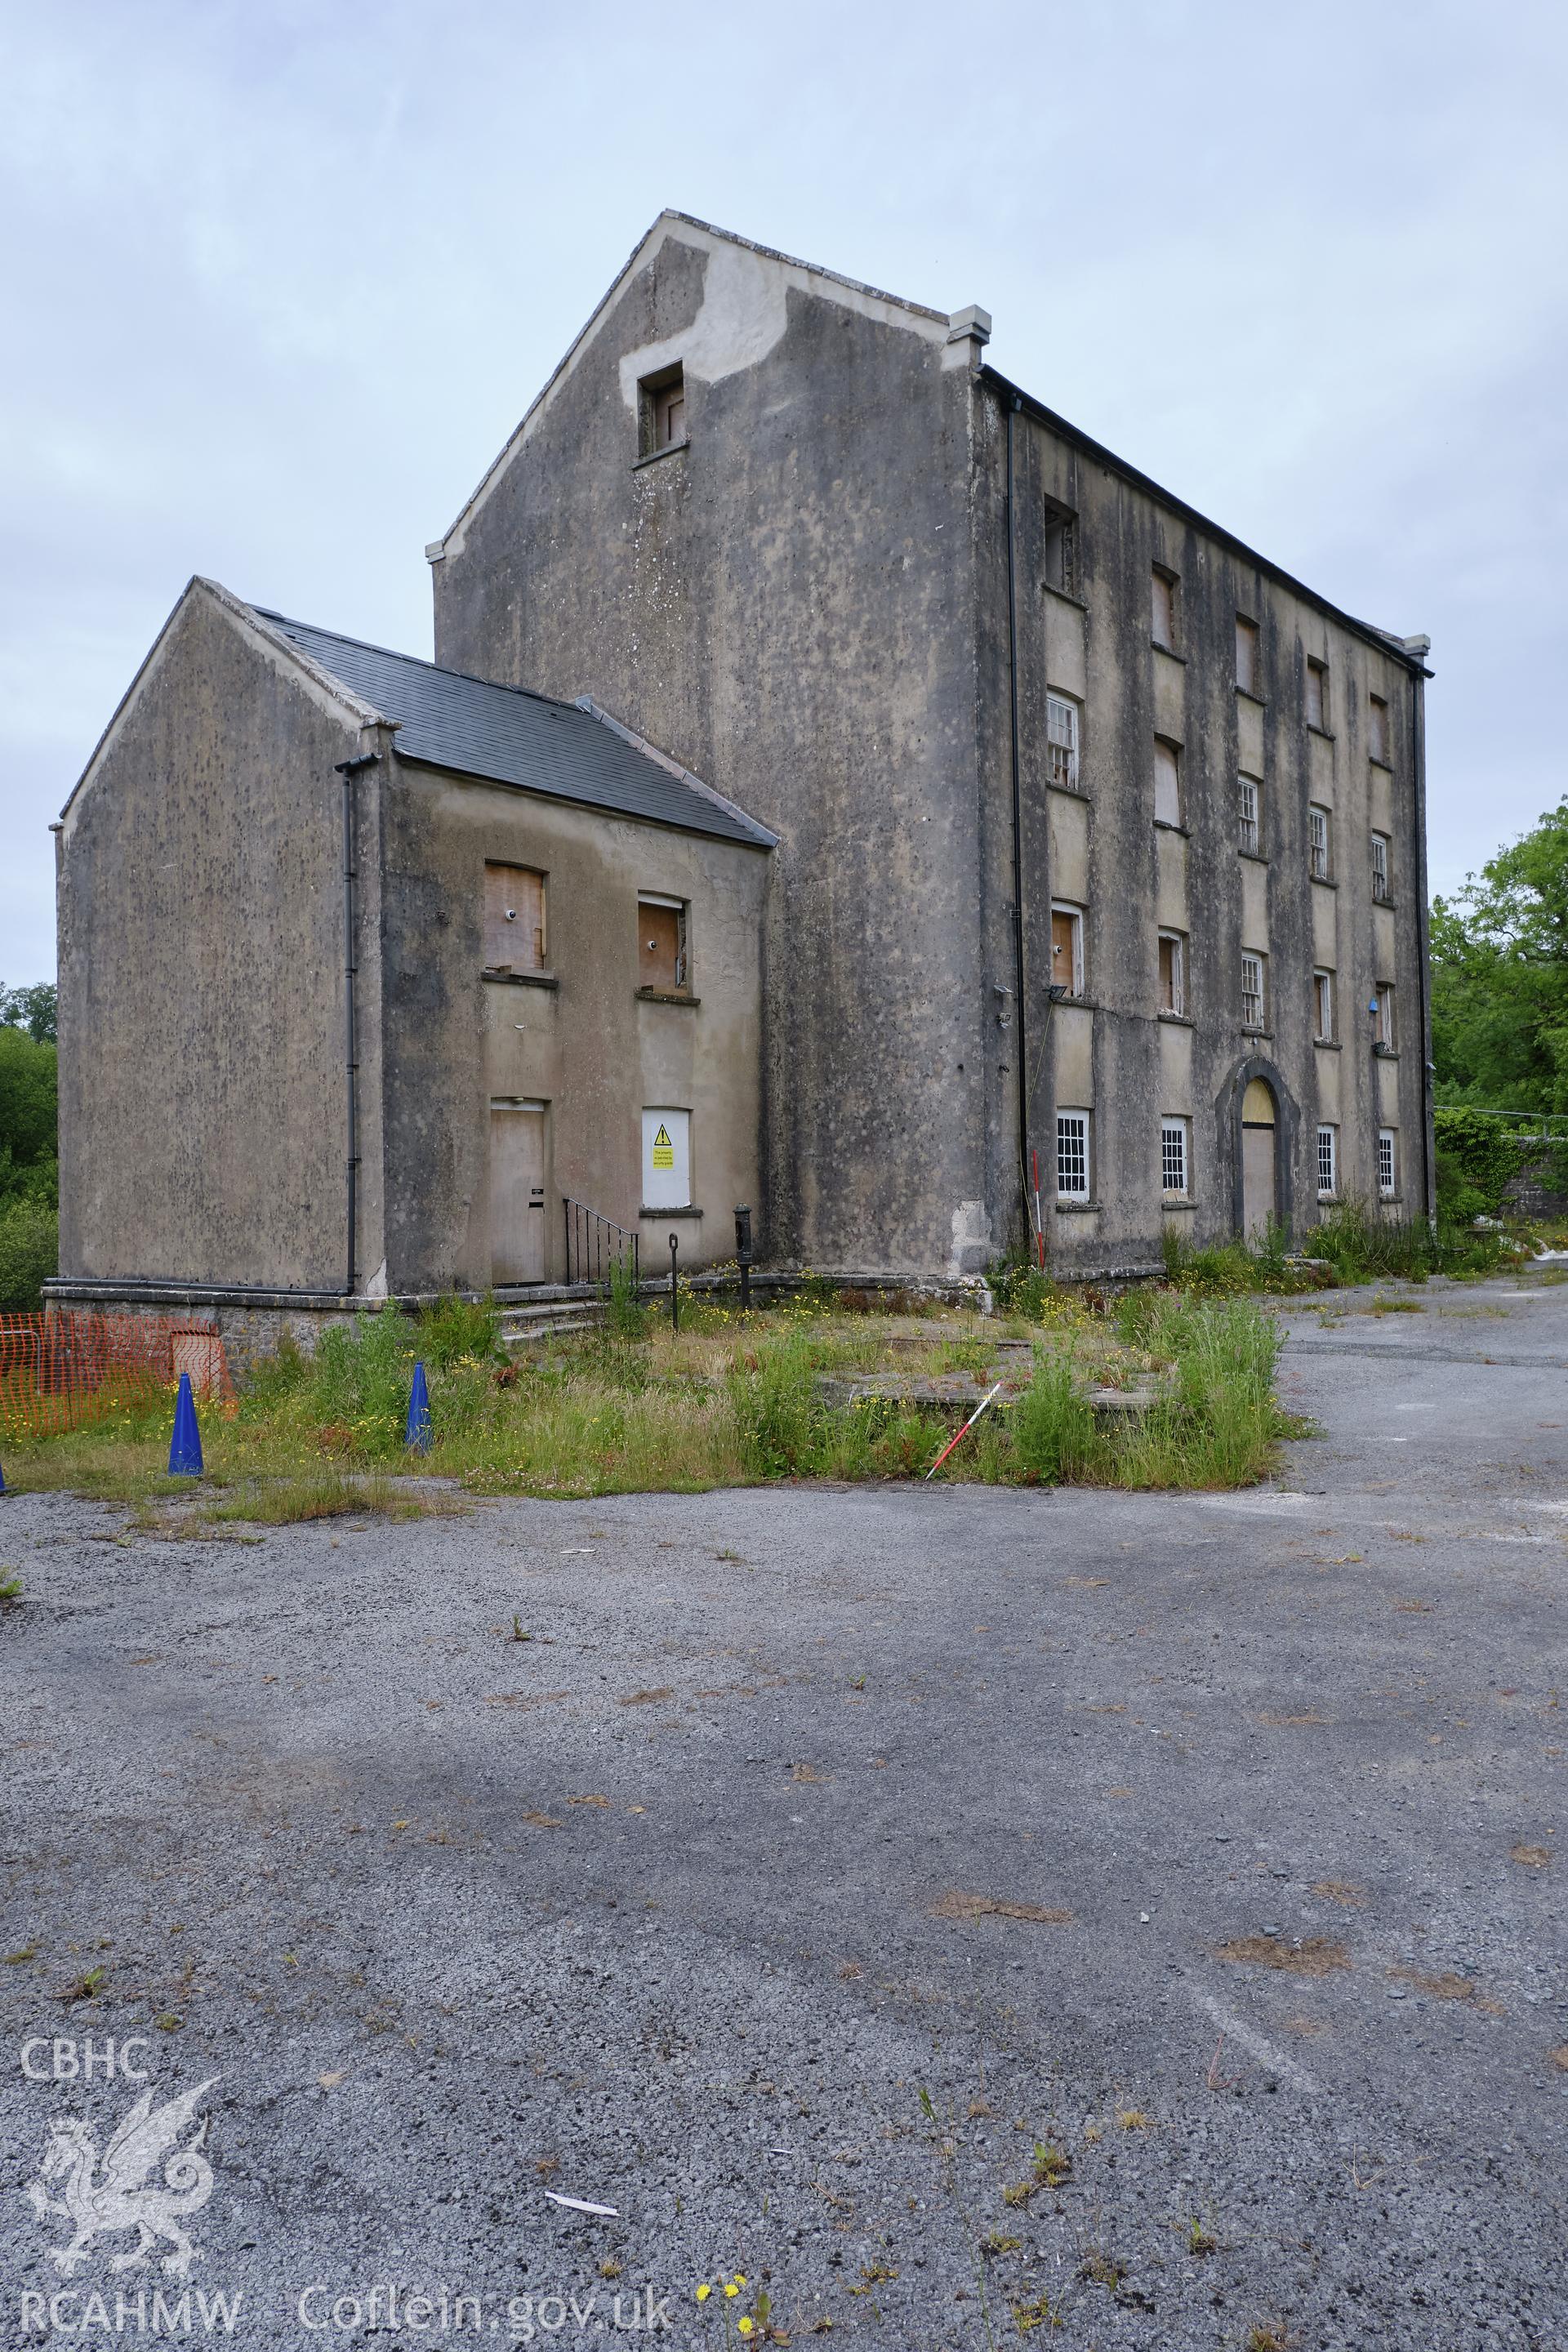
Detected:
[{"left": 4, "top": 0, "right": 1564, "bottom": 985}]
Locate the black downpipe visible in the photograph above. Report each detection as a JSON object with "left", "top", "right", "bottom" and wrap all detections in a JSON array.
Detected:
[
  {"left": 334, "top": 751, "right": 381, "bottom": 1296},
  {"left": 1004, "top": 394, "right": 1031, "bottom": 1229},
  {"left": 1410, "top": 666, "right": 1437, "bottom": 1222}
]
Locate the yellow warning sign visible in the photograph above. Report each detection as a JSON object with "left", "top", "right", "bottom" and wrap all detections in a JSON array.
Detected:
[{"left": 652, "top": 1122, "right": 675, "bottom": 1170}]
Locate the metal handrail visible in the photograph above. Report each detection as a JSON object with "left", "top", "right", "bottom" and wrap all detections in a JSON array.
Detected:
[{"left": 562, "top": 1198, "right": 640, "bottom": 1292}]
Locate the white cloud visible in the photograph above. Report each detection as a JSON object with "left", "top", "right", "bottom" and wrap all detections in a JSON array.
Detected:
[{"left": 3, "top": 0, "right": 1565, "bottom": 973}]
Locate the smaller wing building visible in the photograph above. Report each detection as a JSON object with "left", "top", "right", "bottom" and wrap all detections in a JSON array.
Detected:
[{"left": 52, "top": 577, "right": 773, "bottom": 1346}]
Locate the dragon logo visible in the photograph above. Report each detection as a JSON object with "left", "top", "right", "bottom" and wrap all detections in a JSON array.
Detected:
[{"left": 25, "top": 2076, "right": 218, "bottom": 2278}]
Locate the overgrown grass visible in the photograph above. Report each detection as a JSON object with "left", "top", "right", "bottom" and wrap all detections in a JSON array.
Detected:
[
  {"left": 2, "top": 1282, "right": 1294, "bottom": 1504},
  {"left": 1156, "top": 1198, "right": 1519, "bottom": 1296}
]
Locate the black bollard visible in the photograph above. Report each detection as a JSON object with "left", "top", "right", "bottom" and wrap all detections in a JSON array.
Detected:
[
  {"left": 734, "top": 1204, "right": 753, "bottom": 1314},
  {"left": 669, "top": 1231, "right": 680, "bottom": 1331}
]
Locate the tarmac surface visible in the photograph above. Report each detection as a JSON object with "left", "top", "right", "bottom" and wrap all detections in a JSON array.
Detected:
[{"left": 2, "top": 1270, "right": 1566, "bottom": 2350}]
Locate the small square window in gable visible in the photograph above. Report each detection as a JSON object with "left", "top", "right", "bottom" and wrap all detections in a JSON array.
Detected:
[{"left": 638, "top": 363, "right": 686, "bottom": 457}]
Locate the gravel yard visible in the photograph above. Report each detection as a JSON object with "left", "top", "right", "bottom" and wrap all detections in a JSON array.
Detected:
[{"left": 2, "top": 1270, "right": 1566, "bottom": 2350}]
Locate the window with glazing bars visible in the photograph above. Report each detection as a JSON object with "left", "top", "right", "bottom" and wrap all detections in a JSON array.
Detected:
[
  {"left": 1239, "top": 775, "right": 1260, "bottom": 854},
  {"left": 1057, "top": 1111, "right": 1090, "bottom": 1200},
  {"left": 1241, "top": 952, "right": 1265, "bottom": 1031},
  {"left": 1309, "top": 804, "right": 1330, "bottom": 880},
  {"left": 1372, "top": 832, "right": 1392, "bottom": 901},
  {"left": 1313, "top": 968, "right": 1334, "bottom": 1040},
  {"left": 1046, "top": 694, "right": 1080, "bottom": 789},
  {"left": 1317, "top": 1124, "right": 1338, "bottom": 1197},
  {"left": 1161, "top": 1118, "right": 1189, "bottom": 1196},
  {"left": 1379, "top": 1129, "right": 1397, "bottom": 1196}
]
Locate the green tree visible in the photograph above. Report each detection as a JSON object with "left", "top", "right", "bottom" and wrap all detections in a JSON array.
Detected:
[
  {"left": 0, "top": 1020, "right": 57, "bottom": 1204},
  {"left": 1431, "top": 796, "right": 1568, "bottom": 1112},
  {"left": 0, "top": 981, "right": 56, "bottom": 1044}
]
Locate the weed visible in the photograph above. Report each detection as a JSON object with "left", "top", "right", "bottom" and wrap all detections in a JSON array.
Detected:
[
  {"left": 1011, "top": 2292, "right": 1063, "bottom": 2332},
  {"left": 982, "top": 2233, "right": 1022, "bottom": 2256},
  {"left": 1246, "top": 2325, "right": 1290, "bottom": 2352},
  {"left": 1185, "top": 2215, "right": 1218, "bottom": 2256},
  {"left": 0, "top": 1572, "right": 20, "bottom": 1603},
  {"left": 1077, "top": 2250, "right": 1126, "bottom": 2290},
  {"left": 4, "top": 1944, "right": 38, "bottom": 1963},
  {"left": 1010, "top": 1351, "right": 1096, "bottom": 1484},
  {"left": 1217, "top": 1936, "right": 1350, "bottom": 1977},
  {"left": 58, "top": 1965, "right": 105, "bottom": 2002},
  {"left": 510, "top": 1617, "right": 532, "bottom": 1643}
]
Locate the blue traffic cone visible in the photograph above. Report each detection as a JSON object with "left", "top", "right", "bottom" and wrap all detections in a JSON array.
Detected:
[
  {"left": 167, "top": 1374, "right": 204, "bottom": 1477},
  {"left": 405, "top": 1361, "right": 433, "bottom": 1453}
]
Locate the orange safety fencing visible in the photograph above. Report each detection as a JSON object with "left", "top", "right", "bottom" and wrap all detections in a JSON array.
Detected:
[{"left": 0, "top": 1312, "right": 233, "bottom": 1442}]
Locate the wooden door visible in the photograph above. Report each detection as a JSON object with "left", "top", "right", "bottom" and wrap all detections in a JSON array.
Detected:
[{"left": 490, "top": 1102, "right": 547, "bottom": 1283}]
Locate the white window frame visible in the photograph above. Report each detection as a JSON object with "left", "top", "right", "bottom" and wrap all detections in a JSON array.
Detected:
[
  {"left": 1371, "top": 832, "right": 1392, "bottom": 902},
  {"left": 1056, "top": 1110, "right": 1091, "bottom": 1202},
  {"left": 1046, "top": 693, "right": 1080, "bottom": 791},
  {"left": 1379, "top": 1128, "right": 1398, "bottom": 1199},
  {"left": 1313, "top": 967, "right": 1334, "bottom": 1042},
  {"left": 1316, "top": 1124, "right": 1339, "bottom": 1200},
  {"left": 1050, "top": 900, "right": 1085, "bottom": 998},
  {"left": 1241, "top": 951, "right": 1267, "bottom": 1032},
  {"left": 1160, "top": 1116, "right": 1190, "bottom": 1198},
  {"left": 1308, "top": 804, "right": 1331, "bottom": 881},
  {"left": 1238, "top": 774, "right": 1261, "bottom": 856},
  {"left": 1158, "top": 929, "right": 1187, "bottom": 1018}
]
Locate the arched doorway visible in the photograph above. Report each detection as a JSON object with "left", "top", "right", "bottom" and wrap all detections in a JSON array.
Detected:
[{"left": 1241, "top": 1076, "right": 1277, "bottom": 1238}]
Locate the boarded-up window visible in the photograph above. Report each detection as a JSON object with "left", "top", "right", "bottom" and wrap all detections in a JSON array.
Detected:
[
  {"left": 1369, "top": 693, "right": 1389, "bottom": 762},
  {"left": 1043, "top": 510, "right": 1078, "bottom": 595},
  {"left": 1313, "top": 968, "right": 1334, "bottom": 1040},
  {"left": 1158, "top": 932, "right": 1185, "bottom": 1016},
  {"left": 1306, "top": 658, "right": 1328, "bottom": 731},
  {"left": 1152, "top": 568, "right": 1176, "bottom": 650},
  {"left": 643, "top": 1106, "right": 692, "bottom": 1208},
  {"left": 484, "top": 863, "right": 546, "bottom": 971},
  {"left": 1153, "top": 739, "right": 1182, "bottom": 826},
  {"left": 1375, "top": 982, "right": 1396, "bottom": 1050},
  {"left": 1236, "top": 616, "right": 1260, "bottom": 694},
  {"left": 639, "top": 895, "right": 688, "bottom": 992},
  {"left": 1050, "top": 903, "right": 1084, "bottom": 996}
]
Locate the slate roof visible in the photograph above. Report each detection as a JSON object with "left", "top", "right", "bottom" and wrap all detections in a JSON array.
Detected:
[{"left": 255, "top": 608, "right": 774, "bottom": 848}]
